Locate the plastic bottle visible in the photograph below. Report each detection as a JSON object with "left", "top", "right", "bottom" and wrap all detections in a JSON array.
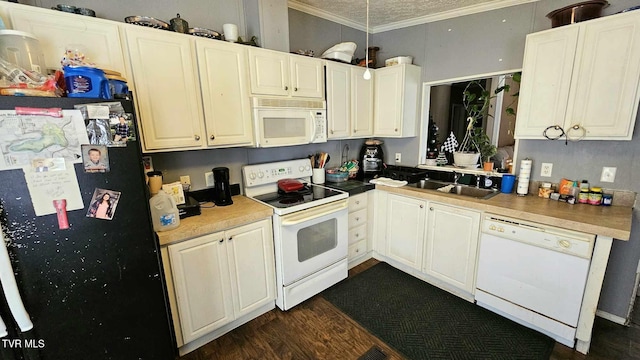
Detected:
[{"left": 149, "top": 190, "right": 180, "bottom": 232}]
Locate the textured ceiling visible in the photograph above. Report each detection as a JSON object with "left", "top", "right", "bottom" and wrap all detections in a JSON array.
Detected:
[{"left": 288, "top": 0, "right": 539, "bottom": 32}]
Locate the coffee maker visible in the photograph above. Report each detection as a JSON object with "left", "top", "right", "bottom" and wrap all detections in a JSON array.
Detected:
[
  {"left": 213, "top": 167, "right": 233, "bottom": 206},
  {"left": 357, "top": 139, "right": 384, "bottom": 181}
]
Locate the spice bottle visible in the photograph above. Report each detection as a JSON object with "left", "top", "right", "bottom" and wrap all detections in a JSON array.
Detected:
[
  {"left": 588, "top": 187, "right": 603, "bottom": 206},
  {"left": 578, "top": 180, "right": 590, "bottom": 204}
]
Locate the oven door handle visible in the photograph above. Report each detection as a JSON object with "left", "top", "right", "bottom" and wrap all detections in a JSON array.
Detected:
[{"left": 280, "top": 200, "right": 347, "bottom": 226}]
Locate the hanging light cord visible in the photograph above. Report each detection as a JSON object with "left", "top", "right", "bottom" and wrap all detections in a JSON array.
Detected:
[{"left": 363, "top": 0, "right": 371, "bottom": 80}]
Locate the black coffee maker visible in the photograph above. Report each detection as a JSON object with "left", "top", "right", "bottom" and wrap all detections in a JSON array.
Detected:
[
  {"left": 213, "top": 167, "right": 233, "bottom": 206},
  {"left": 357, "top": 139, "right": 384, "bottom": 181}
]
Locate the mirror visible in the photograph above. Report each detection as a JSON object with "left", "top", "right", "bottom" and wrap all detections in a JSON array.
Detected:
[{"left": 420, "top": 71, "right": 521, "bottom": 169}]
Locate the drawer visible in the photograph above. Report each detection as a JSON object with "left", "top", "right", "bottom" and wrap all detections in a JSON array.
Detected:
[
  {"left": 348, "top": 240, "right": 367, "bottom": 259},
  {"left": 348, "top": 208, "right": 367, "bottom": 228},
  {"left": 348, "top": 224, "right": 367, "bottom": 245},
  {"left": 348, "top": 193, "right": 367, "bottom": 212}
]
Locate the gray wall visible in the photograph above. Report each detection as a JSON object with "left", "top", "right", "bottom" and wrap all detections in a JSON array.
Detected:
[{"left": 289, "top": 0, "right": 640, "bottom": 320}]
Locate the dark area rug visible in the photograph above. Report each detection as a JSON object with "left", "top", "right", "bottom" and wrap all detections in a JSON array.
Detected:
[{"left": 322, "top": 262, "right": 555, "bottom": 360}]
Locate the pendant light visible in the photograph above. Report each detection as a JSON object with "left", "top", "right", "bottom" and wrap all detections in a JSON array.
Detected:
[{"left": 363, "top": 0, "right": 371, "bottom": 80}]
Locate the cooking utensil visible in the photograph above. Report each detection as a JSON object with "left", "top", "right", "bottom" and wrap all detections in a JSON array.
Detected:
[
  {"left": 277, "top": 179, "right": 304, "bottom": 193},
  {"left": 125, "top": 16, "right": 170, "bottom": 30},
  {"left": 170, "top": 14, "right": 189, "bottom": 34}
]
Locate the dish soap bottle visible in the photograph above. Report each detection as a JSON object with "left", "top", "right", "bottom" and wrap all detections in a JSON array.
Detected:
[{"left": 149, "top": 190, "right": 180, "bottom": 232}]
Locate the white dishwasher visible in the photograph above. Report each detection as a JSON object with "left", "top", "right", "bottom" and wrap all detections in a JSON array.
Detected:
[{"left": 475, "top": 214, "right": 595, "bottom": 348}]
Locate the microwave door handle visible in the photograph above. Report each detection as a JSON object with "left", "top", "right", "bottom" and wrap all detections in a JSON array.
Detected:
[
  {"left": 0, "top": 232, "right": 33, "bottom": 332},
  {"left": 309, "top": 111, "right": 316, "bottom": 143}
]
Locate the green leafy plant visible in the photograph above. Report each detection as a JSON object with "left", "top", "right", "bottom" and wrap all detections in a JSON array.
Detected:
[{"left": 471, "top": 127, "right": 497, "bottom": 163}]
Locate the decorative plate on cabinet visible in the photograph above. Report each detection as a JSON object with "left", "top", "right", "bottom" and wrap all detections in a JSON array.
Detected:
[
  {"left": 188, "top": 28, "right": 222, "bottom": 40},
  {"left": 125, "top": 16, "right": 170, "bottom": 30}
]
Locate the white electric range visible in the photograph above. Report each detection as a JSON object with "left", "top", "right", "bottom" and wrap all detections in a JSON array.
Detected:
[{"left": 242, "top": 159, "right": 349, "bottom": 310}]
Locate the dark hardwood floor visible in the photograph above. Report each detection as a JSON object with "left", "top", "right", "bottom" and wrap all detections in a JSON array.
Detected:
[{"left": 180, "top": 259, "right": 640, "bottom": 359}]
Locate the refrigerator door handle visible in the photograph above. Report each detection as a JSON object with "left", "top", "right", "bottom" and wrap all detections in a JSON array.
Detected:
[{"left": 0, "top": 231, "right": 33, "bottom": 332}]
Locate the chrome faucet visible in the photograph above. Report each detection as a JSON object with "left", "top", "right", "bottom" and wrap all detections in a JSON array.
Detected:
[{"left": 453, "top": 171, "right": 461, "bottom": 184}]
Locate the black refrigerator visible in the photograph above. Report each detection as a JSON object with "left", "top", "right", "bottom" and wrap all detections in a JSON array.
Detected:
[{"left": 0, "top": 96, "right": 175, "bottom": 359}]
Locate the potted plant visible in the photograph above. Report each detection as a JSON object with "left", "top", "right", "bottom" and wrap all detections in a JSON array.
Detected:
[{"left": 471, "top": 128, "right": 497, "bottom": 171}]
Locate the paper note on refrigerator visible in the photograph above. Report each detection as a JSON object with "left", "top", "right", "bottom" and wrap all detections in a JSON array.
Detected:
[
  {"left": 0, "top": 110, "right": 89, "bottom": 170},
  {"left": 24, "top": 163, "right": 84, "bottom": 216}
]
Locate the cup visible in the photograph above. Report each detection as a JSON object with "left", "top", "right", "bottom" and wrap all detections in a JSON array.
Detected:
[
  {"left": 312, "top": 168, "right": 325, "bottom": 184},
  {"left": 223, "top": 23, "right": 238, "bottom": 42},
  {"left": 501, "top": 174, "right": 516, "bottom": 193},
  {"left": 147, "top": 171, "right": 163, "bottom": 196}
]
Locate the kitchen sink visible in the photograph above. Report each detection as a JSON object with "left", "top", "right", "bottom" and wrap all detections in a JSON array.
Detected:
[{"left": 414, "top": 180, "right": 499, "bottom": 200}]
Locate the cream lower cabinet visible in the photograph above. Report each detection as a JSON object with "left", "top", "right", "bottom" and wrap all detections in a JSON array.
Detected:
[
  {"left": 125, "top": 25, "right": 253, "bottom": 152},
  {"left": 423, "top": 202, "right": 480, "bottom": 294},
  {"left": 166, "top": 219, "right": 275, "bottom": 346},
  {"left": 515, "top": 10, "right": 640, "bottom": 140},
  {"left": 347, "top": 193, "right": 369, "bottom": 266},
  {"left": 384, "top": 193, "right": 426, "bottom": 270}
]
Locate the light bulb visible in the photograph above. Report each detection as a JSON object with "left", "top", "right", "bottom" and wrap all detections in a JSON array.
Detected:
[{"left": 363, "top": 69, "right": 371, "bottom": 80}]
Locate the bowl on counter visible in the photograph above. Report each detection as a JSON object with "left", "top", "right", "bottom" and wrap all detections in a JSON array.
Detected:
[{"left": 325, "top": 168, "right": 349, "bottom": 183}]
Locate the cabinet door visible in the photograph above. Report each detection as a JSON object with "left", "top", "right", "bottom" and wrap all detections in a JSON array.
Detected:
[
  {"left": 290, "top": 55, "right": 324, "bottom": 98},
  {"left": 352, "top": 66, "right": 374, "bottom": 137},
  {"left": 248, "top": 47, "right": 289, "bottom": 96},
  {"left": 225, "top": 219, "right": 275, "bottom": 318},
  {"left": 385, "top": 194, "right": 426, "bottom": 270},
  {"left": 9, "top": 5, "right": 128, "bottom": 79},
  {"left": 514, "top": 26, "right": 579, "bottom": 139},
  {"left": 424, "top": 203, "right": 480, "bottom": 294},
  {"left": 374, "top": 66, "right": 404, "bottom": 137},
  {"left": 568, "top": 13, "right": 640, "bottom": 139},
  {"left": 325, "top": 61, "right": 351, "bottom": 138},
  {"left": 168, "top": 232, "right": 233, "bottom": 344},
  {"left": 196, "top": 39, "right": 254, "bottom": 147},
  {"left": 125, "top": 26, "right": 205, "bottom": 151}
]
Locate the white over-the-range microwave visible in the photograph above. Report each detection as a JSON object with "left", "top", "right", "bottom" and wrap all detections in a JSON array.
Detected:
[{"left": 251, "top": 97, "right": 327, "bottom": 147}]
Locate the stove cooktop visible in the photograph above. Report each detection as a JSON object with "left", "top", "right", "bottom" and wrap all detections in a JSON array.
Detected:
[{"left": 252, "top": 184, "right": 345, "bottom": 209}]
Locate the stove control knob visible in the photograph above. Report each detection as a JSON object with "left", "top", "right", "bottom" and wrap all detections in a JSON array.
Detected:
[
  {"left": 258, "top": 171, "right": 264, "bottom": 178},
  {"left": 299, "top": 166, "right": 305, "bottom": 173},
  {"left": 249, "top": 172, "right": 256, "bottom": 180},
  {"left": 305, "top": 165, "right": 311, "bottom": 171}
]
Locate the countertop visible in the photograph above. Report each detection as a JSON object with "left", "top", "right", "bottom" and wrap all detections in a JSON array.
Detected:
[
  {"left": 156, "top": 195, "right": 273, "bottom": 246},
  {"left": 378, "top": 184, "right": 633, "bottom": 240}
]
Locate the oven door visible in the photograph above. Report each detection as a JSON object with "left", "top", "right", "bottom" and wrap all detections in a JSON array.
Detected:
[
  {"left": 254, "top": 108, "right": 316, "bottom": 147},
  {"left": 276, "top": 199, "right": 348, "bottom": 286}
]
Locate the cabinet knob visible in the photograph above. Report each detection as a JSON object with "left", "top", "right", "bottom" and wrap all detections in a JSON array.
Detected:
[
  {"left": 330, "top": 130, "right": 334, "bottom": 134},
  {"left": 355, "top": 217, "right": 360, "bottom": 221},
  {"left": 419, "top": 204, "right": 424, "bottom": 209},
  {"left": 284, "top": 86, "right": 288, "bottom": 91},
  {"left": 210, "top": 135, "right": 215, "bottom": 140},
  {"left": 394, "top": 128, "right": 398, "bottom": 132},
  {"left": 294, "top": 87, "right": 298, "bottom": 92},
  {"left": 355, "top": 201, "right": 360, "bottom": 205},
  {"left": 429, "top": 207, "right": 434, "bottom": 211},
  {"left": 355, "top": 233, "right": 359, "bottom": 238},
  {"left": 219, "top": 239, "right": 224, "bottom": 243},
  {"left": 194, "top": 135, "right": 201, "bottom": 141},
  {"left": 228, "top": 236, "right": 233, "bottom": 241},
  {"left": 354, "top": 129, "right": 357, "bottom": 133}
]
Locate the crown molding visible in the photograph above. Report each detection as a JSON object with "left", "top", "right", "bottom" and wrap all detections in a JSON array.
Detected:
[{"left": 289, "top": 0, "right": 539, "bottom": 34}]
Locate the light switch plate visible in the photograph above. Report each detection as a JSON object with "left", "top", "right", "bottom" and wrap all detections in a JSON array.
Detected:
[
  {"left": 601, "top": 167, "right": 616, "bottom": 183},
  {"left": 205, "top": 172, "right": 214, "bottom": 187}
]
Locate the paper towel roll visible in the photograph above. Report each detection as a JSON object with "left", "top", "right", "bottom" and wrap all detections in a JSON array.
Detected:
[{"left": 517, "top": 159, "right": 532, "bottom": 195}]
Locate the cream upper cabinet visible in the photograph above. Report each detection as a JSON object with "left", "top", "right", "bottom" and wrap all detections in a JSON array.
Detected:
[
  {"left": 385, "top": 193, "right": 426, "bottom": 270},
  {"left": 374, "top": 64, "right": 421, "bottom": 137},
  {"left": 196, "top": 39, "right": 254, "bottom": 147},
  {"left": 423, "top": 202, "right": 480, "bottom": 295},
  {"left": 124, "top": 25, "right": 205, "bottom": 151},
  {"left": 515, "top": 11, "right": 640, "bottom": 140},
  {"left": 248, "top": 47, "right": 324, "bottom": 98},
  {"left": 167, "top": 219, "right": 274, "bottom": 346},
  {"left": 351, "top": 66, "right": 374, "bottom": 137},
  {"left": 325, "top": 61, "right": 351, "bottom": 138},
  {"left": 5, "top": 3, "right": 129, "bottom": 80},
  {"left": 325, "top": 62, "right": 375, "bottom": 139}
]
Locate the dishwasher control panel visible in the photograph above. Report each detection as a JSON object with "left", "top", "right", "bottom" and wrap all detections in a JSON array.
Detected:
[{"left": 482, "top": 214, "right": 595, "bottom": 259}]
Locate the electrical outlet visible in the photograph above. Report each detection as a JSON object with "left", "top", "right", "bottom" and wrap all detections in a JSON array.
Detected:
[
  {"left": 601, "top": 167, "right": 616, "bottom": 183},
  {"left": 540, "top": 163, "right": 553, "bottom": 177},
  {"left": 179, "top": 175, "right": 191, "bottom": 185},
  {"left": 205, "top": 172, "right": 214, "bottom": 187},
  {"left": 395, "top": 153, "right": 401, "bottom": 163}
]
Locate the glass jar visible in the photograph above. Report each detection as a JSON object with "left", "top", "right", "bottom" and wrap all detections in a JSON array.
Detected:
[{"left": 588, "top": 187, "right": 603, "bottom": 206}]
